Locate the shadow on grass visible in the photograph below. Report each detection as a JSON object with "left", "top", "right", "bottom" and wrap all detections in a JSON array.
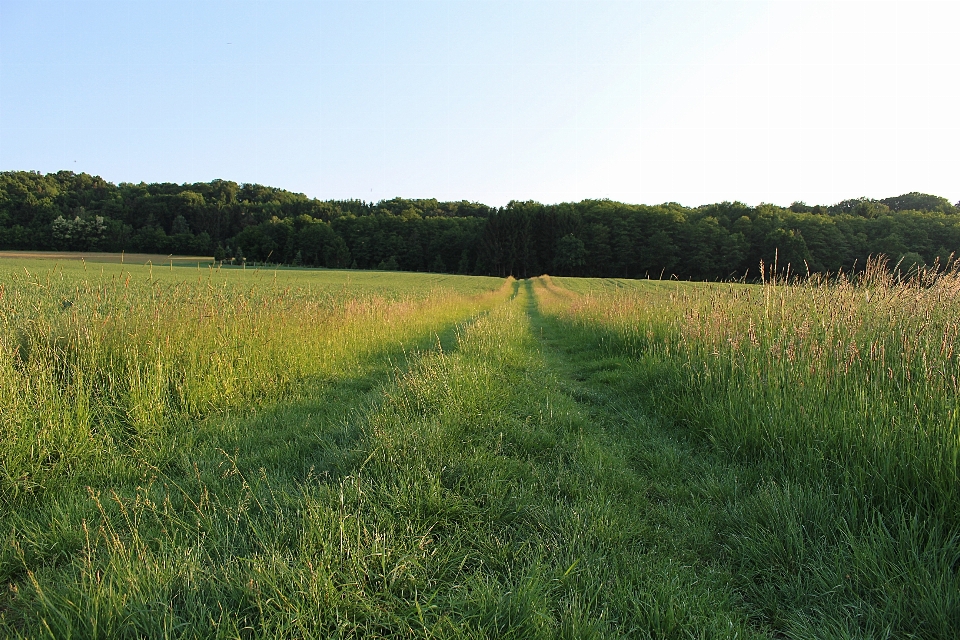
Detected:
[
  {"left": 526, "top": 279, "right": 960, "bottom": 639},
  {"left": 0, "top": 310, "right": 483, "bottom": 586}
]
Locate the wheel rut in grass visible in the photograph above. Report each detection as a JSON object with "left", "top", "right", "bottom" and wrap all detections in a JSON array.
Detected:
[
  {"left": 514, "top": 277, "right": 764, "bottom": 638},
  {"left": 0, "top": 300, "right": 503, "bottom": 637},
  {"left": 4, "top": 277, "right": 767, "bottom": 638},
  {"left": 214, "top": 278, "right": 764, "bottom": 637}
]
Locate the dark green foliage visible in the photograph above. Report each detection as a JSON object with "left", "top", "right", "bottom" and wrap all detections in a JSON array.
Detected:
[
  {"left": 552, "top": 234, "right": 588, "bottom": 276},
  {"left": 377, "top": 255, "right": 400, "bottom": 270},
  {"left": 881, "top": 191, "right": 957, "bottom": 214},
  {"left": 2, "top": 171, "right": 959, "bottom": 278}
]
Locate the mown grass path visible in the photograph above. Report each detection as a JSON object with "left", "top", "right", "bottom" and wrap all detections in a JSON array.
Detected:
[
  {"left": 519, "top": 279, "right": 762, "bottom": 638},
  {"left": 4, "top": 278, "right": 773, "bottom": 638}
]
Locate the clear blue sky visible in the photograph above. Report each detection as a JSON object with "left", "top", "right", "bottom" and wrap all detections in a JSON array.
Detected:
[{"left": 1, "top": 1, "right": 958, "bottom": 207}]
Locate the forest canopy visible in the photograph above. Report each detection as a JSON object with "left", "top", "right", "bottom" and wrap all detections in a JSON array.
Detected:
[{"left": 2, "top": 170, "right": 958, "bottom": 280}]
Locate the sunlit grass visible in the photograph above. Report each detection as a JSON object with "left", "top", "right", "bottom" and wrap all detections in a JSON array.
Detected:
[
  {"left": 2, "top": 278, "right": 766, "bottom": 638},
  {"left": 3, "top": 257, "right": 957, "bottom": 637},
  {"left": 537, "top": 263, "right": 960, "bottom": 636},
  {"left": 0, "top": 260, "right": 506, "bottom": 504}
]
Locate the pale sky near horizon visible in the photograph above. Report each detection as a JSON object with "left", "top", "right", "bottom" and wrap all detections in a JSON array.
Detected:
[{"left": 1, "top": 1, "right": 958, "bottom": 208}]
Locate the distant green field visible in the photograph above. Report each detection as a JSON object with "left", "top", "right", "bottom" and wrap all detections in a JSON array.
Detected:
[
  {"left": 2, "top": 258, "right": 505, "bottom": 300},
  {"left": 1, "top": 262, "right": 957, "bottom": 637},
  {"left": 0, "top": 250, "right": 214, "bottom": 266}
]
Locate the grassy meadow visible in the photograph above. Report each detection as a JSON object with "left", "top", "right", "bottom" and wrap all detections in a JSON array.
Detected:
[{"left": 1, "top": 258, "right": 957, "bottom": 637}]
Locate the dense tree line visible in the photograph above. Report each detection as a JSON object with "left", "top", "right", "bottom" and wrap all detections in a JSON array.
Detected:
[{"left": 2, "top": 170, "right": 958, "bottom": 280}]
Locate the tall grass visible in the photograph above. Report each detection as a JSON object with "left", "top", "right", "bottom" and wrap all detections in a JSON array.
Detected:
[
  {"left": 2, "top": 279, "right": 765, "bottom": 638},
  {"left": 541, "top": 263, "right": 960, "bottom": 635},
  {"left": 0, "top": 261, "right": 508, "bottom": 505},
  {"left": 548, "top": 263, "right": 960, "bottom": 513},
  {"left": 5, "top": 255, "right": 958, "bottom": 635}
]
